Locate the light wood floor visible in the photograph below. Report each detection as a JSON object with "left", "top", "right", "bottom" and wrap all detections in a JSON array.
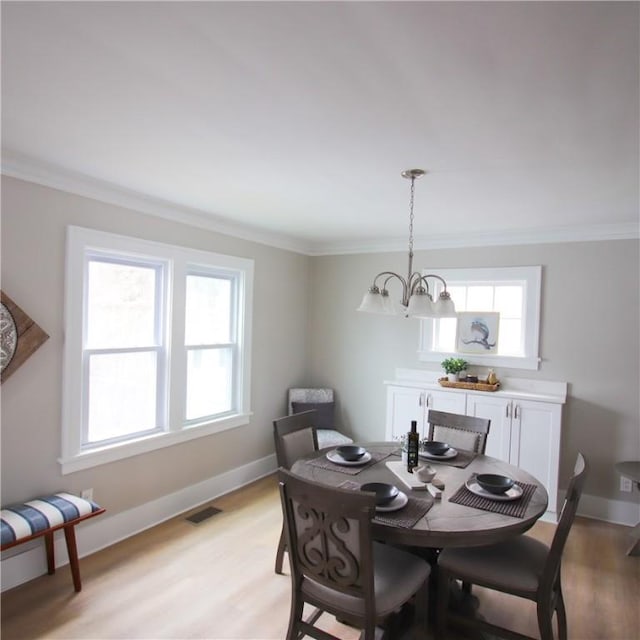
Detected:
[{"left": 1, "top": 475, "right": 639, "bottom": 640}]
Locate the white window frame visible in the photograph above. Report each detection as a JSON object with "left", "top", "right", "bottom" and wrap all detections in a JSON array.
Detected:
[
  {"left": 418, "top": 266, "right": 542, "bottom": 370},
  {"left": 61, "top": 226, "right": 253, "bottom": 474}
]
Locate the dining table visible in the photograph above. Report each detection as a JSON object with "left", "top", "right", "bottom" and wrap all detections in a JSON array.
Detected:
[{"left": 291, "top": 441, "right": 549, "bottom": 551}]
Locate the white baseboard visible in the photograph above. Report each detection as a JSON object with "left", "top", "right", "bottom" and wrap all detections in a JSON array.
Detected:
[
  {"left": 3, "top": 470, "right": 638, "bottom": 593},
  {"left": 572, "top": 491, "right": 640, "bottom": 527},
  {"left": 1, "top": 453, "right": 278, "bottom": 592}
]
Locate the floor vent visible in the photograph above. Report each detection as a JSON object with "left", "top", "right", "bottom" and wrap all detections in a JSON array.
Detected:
[{"left": 185, "top": 506, "right": 222, "bottom": 524}]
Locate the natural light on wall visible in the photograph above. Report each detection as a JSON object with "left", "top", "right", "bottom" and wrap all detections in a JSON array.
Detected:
[{"left": 419, "top": 266, "right": 541, "bottom": 370}]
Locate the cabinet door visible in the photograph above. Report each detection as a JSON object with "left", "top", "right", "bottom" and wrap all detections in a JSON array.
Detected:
[
  {"left": 511, "top": 400, "right": 561, "bottom": 514},
  {"left": 385, "top": 386, "right": 427, "bottom": 440},
  {"left": 425, "top": 389, "right": 467, "bottom": 415},
  {"left": 465, "top": 393, "right": 512, "bottom": 462}
]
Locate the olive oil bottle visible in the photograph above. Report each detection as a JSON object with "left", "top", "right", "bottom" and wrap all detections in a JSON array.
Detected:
[{"left": 407, "top": 420, "right": 419, "bottom": 473}]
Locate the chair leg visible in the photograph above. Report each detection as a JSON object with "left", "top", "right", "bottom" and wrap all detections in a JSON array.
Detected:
[
  {"left": 286, "top": 590, "right": 304, "bottom": 640},
  {"left": 555, "top": 579, "right": 568, "bottom": 640},
  {"left": 275, "top": 525, "right": 287, "bottom": 574},
  {"left": 536, "top": 599, "right": 554, "bottom": 640}
]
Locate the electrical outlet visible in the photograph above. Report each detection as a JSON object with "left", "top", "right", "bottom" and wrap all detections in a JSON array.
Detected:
[
  {"left": 81, "top": 488, "right": 93, "bottom": 501},
  {"left": 620, "top": 476, "right": 633, "bottom": 493}
]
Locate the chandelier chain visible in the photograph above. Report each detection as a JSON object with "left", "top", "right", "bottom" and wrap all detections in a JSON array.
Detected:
[{"left": 408, "top": 175, "right": 415, "bottom": 255}]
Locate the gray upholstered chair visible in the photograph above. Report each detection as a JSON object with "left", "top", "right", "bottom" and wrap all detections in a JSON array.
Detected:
[
  {"left": 278, "top": 468, "right": 431, "bottom": 640},
  {"left": 427, "top": 409, "right": 491, "bottom": 454},
  {"left": 288, "top": 388, "right": 353, "bottom": 449},
  {"left": 273, "top": 410, "right": 319, "bottom": 575},
  {"left": 436, "top": 453, "right": 588, "bottom": 640}
]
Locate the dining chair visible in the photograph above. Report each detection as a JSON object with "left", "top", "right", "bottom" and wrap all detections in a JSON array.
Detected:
[
  {"left": 288, "top": 387, "right": 353, "bottom": 449},
  {"left": 277, "top": 468, "right": 431, "bottom": 640},
  {"left": 426, "top": 409, "right": 491, "bottom": 454},
  {"left": 273, "top": 410, "right": 319, "bottom": 575},
  {"left": 436, "top": 452, "right": 588, "bottom": 640}
]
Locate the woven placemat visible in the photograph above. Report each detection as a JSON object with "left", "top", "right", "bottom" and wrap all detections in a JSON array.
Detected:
[
  {"left": 418, "top": 448, "right": 476, "bottom": 469},
  {"left": 449, "top": 475, "right": 537, "bottom": 518},
  {"left": 306, "top": 450, "right": 392, "bottom": 475},
  {"left": 339, "top": 480, "right": 434, "bottom": 528}
]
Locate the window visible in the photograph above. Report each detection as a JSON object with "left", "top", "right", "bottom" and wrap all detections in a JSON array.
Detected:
[
  {"left": 61, "top": 226, "right": 253, "bottom": 474},
  {"left": 418, "top": 266, "right": 541, "bottom": 370}
]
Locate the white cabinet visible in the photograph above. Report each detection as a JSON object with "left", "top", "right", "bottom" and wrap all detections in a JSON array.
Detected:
[
  {"left": 466, "top": 393, "right": 562, "bottom": 514},
  {"left": 385, "top": 371, "right": 566, "bottom": 518},
  {"left": 385, "top": 385, "right": 466, "bottom": 440},
  {"left": 466, "top": 393, "right": 512, "bottom": 463}
]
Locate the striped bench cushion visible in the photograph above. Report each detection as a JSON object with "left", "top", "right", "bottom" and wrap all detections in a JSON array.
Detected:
[{"left": 1, "top": 493, "right": 102, "bottom": 546}]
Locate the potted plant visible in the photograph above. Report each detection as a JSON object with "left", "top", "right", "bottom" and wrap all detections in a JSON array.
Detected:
[{"left": 441, "top": 357, "right": 469, "bottom": 382}]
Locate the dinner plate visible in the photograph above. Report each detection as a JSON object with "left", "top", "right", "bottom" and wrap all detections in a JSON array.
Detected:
[
  {"left": 326, "top": 450, "right": 372, "bottom": 466},
  {"left": 419, "top": 447, "right": 458, "bottom": 460},
  {"left": 375, "top": 490, "right": 408, "bottom": 512},
  {"left": 465, "top": 479, "right": 524, "bottom": 501}
]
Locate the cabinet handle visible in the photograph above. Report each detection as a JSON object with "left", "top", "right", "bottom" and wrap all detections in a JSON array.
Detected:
[
  {"left": 514, "top": 404, "right": 520, "bottom": 419},
  {"left": 426, "top": 394, "right": 431, "bottom": 408},
  {"left": 418, "top": 393, "right": 423, "bottom": 407},
  {"left": 506, "top": 403, "right": 510, "bottom": 418}
]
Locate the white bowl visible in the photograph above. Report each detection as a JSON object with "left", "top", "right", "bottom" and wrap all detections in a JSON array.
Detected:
[{"left": 416, "top": 464, "right": 436, "bottom": 483}]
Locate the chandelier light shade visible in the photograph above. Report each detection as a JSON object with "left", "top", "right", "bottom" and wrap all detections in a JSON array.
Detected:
[{"left": 357, "top": 169, "right": 457, "bottom": 319}]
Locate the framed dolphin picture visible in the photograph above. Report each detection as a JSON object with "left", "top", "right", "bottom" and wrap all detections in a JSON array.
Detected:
[{"left": 456, "top": 312, "right": 500, "bottom": 355}]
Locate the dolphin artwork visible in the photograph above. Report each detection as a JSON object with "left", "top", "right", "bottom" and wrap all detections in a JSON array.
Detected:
[{"left": 461, "top": 318, "right": 496, "bottom": 350}]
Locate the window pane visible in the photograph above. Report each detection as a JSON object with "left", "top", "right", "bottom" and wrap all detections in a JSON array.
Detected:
[
  {"left": 466, "top": 286, "right": 494, "bottom": 311},
  {"left": 87, "top": 351, "right": 158, "bottom": 444},
  {"left": 186, "top": 348, "right": 233, "bottom": 420},
  {"left": 497, "top": 318, "right": 523, "bottom": 355},
  {"left": 434, "top": 318, "right": 457, "bottom": 352},
  {"left": 495, "top": 286, "right": 523, "bottom": 318},
  {"left": 185, "top": 275, "right": 232, "bottom": 345},
  {"left": 447, "top": 286, "right": 467, "bottom": 312},
  {"left": 87, "top": 260, "right": 157, "bottom": 348}
]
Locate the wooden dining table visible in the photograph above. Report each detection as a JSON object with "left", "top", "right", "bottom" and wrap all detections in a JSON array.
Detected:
[{"left": 291, "top": 441, "right": 549, "bottom": 550}]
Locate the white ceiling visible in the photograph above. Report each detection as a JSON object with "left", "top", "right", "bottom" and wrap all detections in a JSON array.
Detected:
[{"left": 2, "top": 1, "right": 638, "bottom": 254}]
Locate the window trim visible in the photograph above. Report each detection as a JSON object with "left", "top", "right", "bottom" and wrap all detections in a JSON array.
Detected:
[
  {"left": 418, "top": 266, "right": 542, "bottom": 370},
  {"left": 60, "top": 226, "right": 253, "bottom": 475}
]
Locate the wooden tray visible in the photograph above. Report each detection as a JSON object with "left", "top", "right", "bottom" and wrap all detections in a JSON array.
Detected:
[{"left": 438, "top": 377, "right": 500, "bottom": 392}]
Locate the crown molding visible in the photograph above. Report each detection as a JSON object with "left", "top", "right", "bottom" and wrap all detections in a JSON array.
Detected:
[
  {"left": 3, "top": 151, "right": 637, "bottom": 257},
  {"left": 309, "top": 222, "right": 640, "bottom": 256},
  {"left": 1, "top": 151, "right": 313, "bottom": 256}
]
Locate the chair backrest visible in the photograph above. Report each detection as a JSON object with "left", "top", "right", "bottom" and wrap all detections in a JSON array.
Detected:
[
  {"left": 273, "top": 411, "right": 319, "bottom": 470},
  {"left": 277, "top": 468, "right": 377, "bottom": 617},
  {"left": 427, "top": 409, "right": 491, "bottom": 454},
  {"left": 541, "top": 452, "right": 588, "bottom": 593}
]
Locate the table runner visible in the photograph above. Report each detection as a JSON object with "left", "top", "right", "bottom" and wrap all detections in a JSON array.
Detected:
[
  {"left": 306, "top": 450, "right": 392, "bottom": 475},
  {"left": 339, "top": 480, "right": 434, "bottom": 528},
  {"left": 449, "top": 474, "right": 538, "bottom": 518}
]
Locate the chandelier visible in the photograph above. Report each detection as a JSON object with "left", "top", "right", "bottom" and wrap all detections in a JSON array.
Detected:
[{"left": 357, "top": 169, "right": 457, "bottom": 318}]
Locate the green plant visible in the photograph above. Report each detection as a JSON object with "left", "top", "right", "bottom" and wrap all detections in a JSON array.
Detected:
[{"left": 441, "top": 357, "right": 469, "bottom": 374}]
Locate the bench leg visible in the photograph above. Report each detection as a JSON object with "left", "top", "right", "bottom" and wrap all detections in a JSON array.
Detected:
[
  {"left": 63, "top": 525, "right": 82, "bottom": 592},
  {"left": 44, "top": 531, "right": 55, "bottom": 575}
]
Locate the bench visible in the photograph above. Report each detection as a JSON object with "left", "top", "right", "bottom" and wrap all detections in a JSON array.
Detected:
[{"left": 1, "top": 492, "right": 105, "bottom": 592}]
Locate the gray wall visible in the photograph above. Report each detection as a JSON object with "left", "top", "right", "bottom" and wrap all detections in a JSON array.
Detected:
[
  {"left": 1, "top": 174, "right": 638, "bottom": 518},
  {"left": 309, "top": 242, "right": 640, "bottom": 502},
  {"left": 0, "top": 176, "right": 309, "bottom": 513}
]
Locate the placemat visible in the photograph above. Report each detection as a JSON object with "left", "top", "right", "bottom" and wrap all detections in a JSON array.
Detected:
[
  {"left": 306, "top": 450, "right": 392, "bottom": 475},
  {"left": 418, "top": 447, "right": 476, "bottom": 469},
  {"left": 449, "top": 475, "right": 538, "bottom": 518},
  {"left": 339, "top": 480, "right": 434, "bottom": 528}
]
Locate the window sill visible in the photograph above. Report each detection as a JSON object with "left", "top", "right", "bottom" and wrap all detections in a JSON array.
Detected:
[
  {"left": 417, "top": 351, "right": 541, "bottom": 371},
  {"left": 59, "top": 413, "right": 252, "bottom": 475}
]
